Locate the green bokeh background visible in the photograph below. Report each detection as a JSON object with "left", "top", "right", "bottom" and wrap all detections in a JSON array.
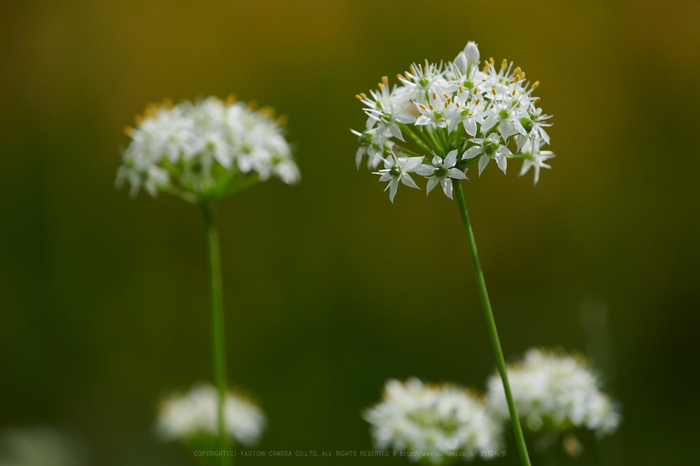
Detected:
[{"left": 1, "top": 0, "right": 699, "bottom": 464}]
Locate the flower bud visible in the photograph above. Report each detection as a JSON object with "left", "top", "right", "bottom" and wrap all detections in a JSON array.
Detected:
[
  {"left": 464, "top": 41, "right": 480, "bottom": 69},
  {"left": 454, "top": 51, "right": 468, "bottom": 74}
]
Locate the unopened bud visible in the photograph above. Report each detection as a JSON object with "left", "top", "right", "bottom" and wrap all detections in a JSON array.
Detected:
[
  {"left": 454, "top": 51, "right": 468, "bottom": 74},
  {"left": 464, "top": 41, "right": 480, "bottom": 69}
]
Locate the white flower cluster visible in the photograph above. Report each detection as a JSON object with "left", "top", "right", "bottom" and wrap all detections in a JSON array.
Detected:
[
  {"left": 155, "top": 383, "right": 266, "bottom": 447},
  {"left": 486, "top": 348, "right": 621, "bottom": 438},
  {"left": 117, "top": 96, "right": 300, "bottom": 203},
  {"left": 352, "top": 41, "right": 554, "bottom": 202},
  {"left": 364, "top": 378, "right": 502, "bottom": 464}
]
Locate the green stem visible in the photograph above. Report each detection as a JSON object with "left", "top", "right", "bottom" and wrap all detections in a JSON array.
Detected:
[
  {"left": 397, "top": 122, "right": 433, "bottom": 154},
  {"left": 452, "top": 181, "right": 531, "bottom": 466},
  {"left": 424, "top": 127, "right": 443, "bottom": 154},
  {"left": 203, "top": 205, "right": 232, "bottom": 466}
]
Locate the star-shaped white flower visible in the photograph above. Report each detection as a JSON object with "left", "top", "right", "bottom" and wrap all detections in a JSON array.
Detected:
[
  {"left": 415, "top": 150, "right": 467, "bottom": 199},
  {"left": 519, "top": 137, "right": 555, "bottom": 185},
  {"left": 463, "top": 133, "right": 511, "bottom": 176},
  {"left": 373, "top": 154, "right": 423, "bottom": 203}
]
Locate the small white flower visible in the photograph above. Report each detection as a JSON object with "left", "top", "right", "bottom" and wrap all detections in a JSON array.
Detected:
[
  {"left": 464, "top": 133, "right": 512, "bottom": 176},
  {"left": 373, "top": 154, "right": 423, "bottom": 203},
  {"left": 416, "top": 150, "right": 467, "bottom": 199},
  {"left": 519, "top": 137, "right": 555, "bottom": 185},
  {"left": 364, "top": 378, "right": 503, "bottom": 464},
  {"left": 155, "top": 383, "right": 267, "bottom": 447},
  {"left": 486, "top": 348, "right": 622, "bottom": 442}
]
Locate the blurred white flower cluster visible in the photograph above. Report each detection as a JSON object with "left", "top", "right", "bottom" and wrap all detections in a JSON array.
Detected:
[
  {"left": 364, "top": 378, "right": 502, "bottom": 464},
  {"left": 352, "top": 41, "right": 554, "bottom": 202},
  {"left": 155, "top": 383, "right": 266, "bottom": 447},
  {"left": 486, "top": 348, "right": 621, "bottom": 438},
  {"left": 117, "top": 96, "right": 300, "bottom": 203}
]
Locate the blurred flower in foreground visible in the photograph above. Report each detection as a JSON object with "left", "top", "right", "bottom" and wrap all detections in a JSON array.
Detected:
[
  {"left": 352, "top": 41, "right": 554, "bottom": 202},
  {"left": 0, "top": 426, "right": 88, "bottom": 466},
  {"left": 155, "top": 383, "right": 266, "bottom": 448},
  {"left": 486, "top": 348, "right": 621, "bottom": 454},
  {"left": 364, "top": 378, "right": 503, "bottom": 464},
  {"left": 117, "top": 96, "right": 300, "bottom": 203}
]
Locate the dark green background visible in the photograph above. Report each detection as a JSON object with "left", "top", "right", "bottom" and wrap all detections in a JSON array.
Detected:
[{"left": 1, "top": 0, "right": 698, "bottom": 464}]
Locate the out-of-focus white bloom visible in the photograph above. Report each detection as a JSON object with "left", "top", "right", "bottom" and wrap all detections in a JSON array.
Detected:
[
  {"left": 364, "top": 378, "right": 503, "bottom": 464},
  {"left": 486, "top": 348, "right": 622, "bottom": 440},
  {"left": 352, "top": 41, "right": 555, "bottom": 201},
  {"left": 155, "top": 383, "right": 266, "bottom": 447},
  {"left": 0, "top": 426, "right": 88, "bottom": 466},
  {"left": 117, "top": 97, "right": 299, "bottom": 203}
]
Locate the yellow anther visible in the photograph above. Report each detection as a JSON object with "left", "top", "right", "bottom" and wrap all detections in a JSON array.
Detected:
[
  {"left": 531, "top": 81, "right": 540, "bottom": 89},
  {"left": 492, "top": 88, "right": 496, "bottom": 95},
  {"left": 468, "top": 112, "right": 473, "bottom": 116},
  {"left": 513, "top": 75, "right": 520, "bottom": 82},
  {"left": 259, "top": 106, "right": 275, "bottom": 117},
  {"left": 489, "top": 57, "right": 495, "bottom": 65},
  {"left": 419, "top": 103, "right": 427, "bottom": 110},
  {"left": 432, "top": 92, "right": 437, "bottom": 100},
  {"left": 501, "top": 58, "right": 508, "bottom": 69},
  {"left": 381, "top": 76, "right": 388, "bottom": 84},
  {"left": 475, "top": 99, "right": 480, "bottom": 105},
  {"left": 396, "top": 74, "right": 403, "bottom": 80},
  {"left": 444, "top": 100, "right": 449, "bottom": 108},
  {"left": 225, "top": 93, "right": 237, "bottom": 105},
  {"left": 360, "top": 93, "right": 367, "bottom": 99},
  {"left": 429, "top": 104, "right": 434, "bottom": 110},
  {"left": 459, "top": 85, "right": 464, "bottom": 93},
  {"left": 355, "top": 94, "right": 363, "bottom": 101},
  {"left": 473, "top": 88, "right": 478, "bottom": 95},
  {"left": 123, "top": 126, "right": 134, "bottom": 136},
  {"left": 410, "top": 65, "right": 415, "bottom": 74},
  {"left": 455, "top": 102, "right": 460, "bottom": 108},
  {"left": 534, "top": 97, "right": 541, "bottom": 103},
  {"left": 512, "top": 90, "right": 516, "bottom": 96},
  {"left": 483, "top": 62, "right": 490, "bottom": 72},
  {"left": 520, "top": 71, "right": 526, "bottom": 79},
  {"left": 378, "top": 83, "right": 384, "bottom": 90},
  {"left": 275, "top": 114, "right": 288, "bottom": 126},
  {"left": 514, "top": 67, "right": 521, "bottom": 76},
  {"left": 247, "top": 100, "right": 258, "bottom": 110},
  {"left": 444, "top": 93, "right": 450, "bottom": 99}
]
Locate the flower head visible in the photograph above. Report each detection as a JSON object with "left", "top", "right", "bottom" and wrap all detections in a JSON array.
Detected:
[
  {"left": 117, "top": 96, "right": 299, "bottom": 204},
  {"left": 352, "top": 41, "right": 554, "bottom": 201},
  {"left": 155, "top": 383, "right": 266, "bottom": 448},
  {"left": 486, "top": 348, "right": 622, "bottom": 442},
  {"left": 364, "top": 378, "right": 503, "bottom": 464}
]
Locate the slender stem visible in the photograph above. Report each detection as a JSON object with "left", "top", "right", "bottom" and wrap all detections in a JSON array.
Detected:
[
  {"left": 397, "top": 122, "right": 433, "bottom": 154},
  {"left": 203, "top": 205, "right": 232, "bottom": 466},
  {"left": 452, "top": 181, "right": 531, "bottom": 466}
]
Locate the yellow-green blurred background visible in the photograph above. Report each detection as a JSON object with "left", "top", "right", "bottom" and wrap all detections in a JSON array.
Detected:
[{"left": 1, "top": 0, "right": 699, "bottom": 464}]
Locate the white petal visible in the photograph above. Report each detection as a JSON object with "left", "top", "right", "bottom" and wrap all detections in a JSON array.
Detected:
[
  {"left": 401, "top": 174, "right": 419, "bottom": 189},
  {"left": 403, "top": 156, "right": 424, "bottom": 172},
  {"left": 482, "top": 115, "right": 499, "bottom": 133},
  {"left": 441, "top": 178, "right": 453, "bottom": 199},
  {"left": 444, "top": 150, "right": 458, "bottom": 167},
  {"left": 426, "top": 176, "right": 439, "bottom": 195},
  {"left": 389, "top": 123, "right": 404, "bottom": 141},
  {"left": 415, "top": 164, "right": 435, "bottom": 176},
  {"left": 355, "top": 147, "right": 365, "bottom": 170},
  {"left": 464, "top": 146, "right": 482, "bottom": 159},
  {"left": 416, "top": 116, "right": 431, "bottom": 126},
  {"left": 464, "top": 118, "right": 477, "bottom": 137},
  {"left": 389, "top": 179, "right": 399, "bottom": 202},
  {"left": 447, "top": 167, "right": 467, "bottom": 179},
  {"left": 495, "top": 154, "right": 507, "bottom": 173},
  {"left": 478, "top": 154, "right": 489, "bottom": 176},
  {"left": 395, "top": 113, "right": 417, "bottom": 124}
]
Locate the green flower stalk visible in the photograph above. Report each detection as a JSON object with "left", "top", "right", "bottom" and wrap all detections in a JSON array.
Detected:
[
  {"left": 118, "top": 96, "right": 299, "bottom": 464},
  {"left": 353, "top": 41, "right": 556, "bottom": 466}
]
